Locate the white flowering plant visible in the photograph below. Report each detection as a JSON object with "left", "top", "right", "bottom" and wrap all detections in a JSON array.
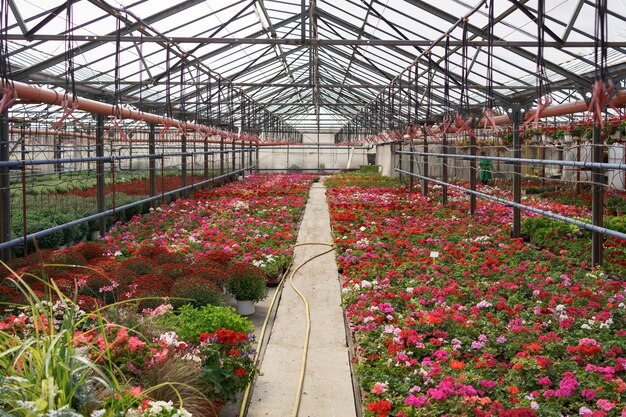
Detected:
[{"left": 124, "top": 400, "right": 192, "bottom": 417}]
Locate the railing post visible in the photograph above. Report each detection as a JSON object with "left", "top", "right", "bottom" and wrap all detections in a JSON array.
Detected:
[
  {"left": 397, "top": 142, "right": 403, "bottom": 182},
  {"left": 181, "top": 133, "right": 188, "bottom": 192},
  {"left": 591, "top": 124, "right": 604, "bottom": 266},
  {"left": 203, "top": 134, "right": 209, "bottom": 180},
  {"left": 149, "top": 123, "right": 157, "bottom": 208},
  {"left": 469, "top": 119, "right": 477, "bottom": 216},
  {"left": 220, "top": 136, "right": 225, "bottom": 176},
  {"left": 256, "top": 144, "right": 260, "bottom": 173},
  {"left": 422, "top": 127, "right": 429, "bottom": 196},
  {"left": 512, "top": 106, "right": 522, "bottom": 237},
  {"left": 95, "top": 114, "right": 106, "bottom": 237},
  {"left": 231, "top": 138, "right": 236, "bottom": 174},
  {"left": 442, "top": 131, "right": 448, "bottom": 205},
  {"left": 0, "top": 109, "right": 11, "bottom": 260},
  {"left": 409, "top": 139, "right": 415, "bottom": 190}
]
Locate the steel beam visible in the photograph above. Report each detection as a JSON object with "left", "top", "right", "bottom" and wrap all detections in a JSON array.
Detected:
[
  {"left": 9, "top": 34, "right": 625, "bottom": 48},
  {"left": 0, "top": 109, "right": 10, "bottom": 260},
  {"left": 12, "top": 0, "right": 208, "bottom": 81},
  {"left": 404, "top": 0, "right": 590, "bottom": 89}
]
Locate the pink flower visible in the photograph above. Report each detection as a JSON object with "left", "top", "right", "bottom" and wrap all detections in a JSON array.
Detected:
[
  {"left": 596, "top": 399, "right": 614, "bottom": 411},
  {"left": 129, "top": 386, "right": 142, "bottom": 397},
  {"left": 537, "top": 377, "right": 552, "bottom": 386},
  {"left": 405, "top": 394, "right": 426, "bottom": 407},
  {"left": 581, "top": 389, "right": 596, "bottom": 400},
  {"left": 479, "top": 380, "right": 497, "bottom": 389},
  {"left": 128, "top": 336, "right": 146, "bottom": 352},
  {"left": 371, "top": 382, "right": 388, "bottom": 394}
]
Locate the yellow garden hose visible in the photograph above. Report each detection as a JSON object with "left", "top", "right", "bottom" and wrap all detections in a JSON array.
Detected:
[
  {"left": 238, "top": 242, "right": 335, "bottom": 417},
  {"left": 288, "top": 245, "right": 335, "bottom": 417}
]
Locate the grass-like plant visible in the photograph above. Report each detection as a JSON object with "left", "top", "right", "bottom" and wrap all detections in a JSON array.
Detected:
[
  {"left": 0, "top": 263, "right": 199, "bottom": 417},
  {"left": 0, "top": 264, "right": 130, "bottom": 416}
]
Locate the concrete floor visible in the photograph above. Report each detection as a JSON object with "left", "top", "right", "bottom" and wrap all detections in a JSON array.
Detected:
[{"left": 231, "top": 180, "right": 357, "bottom": 417}]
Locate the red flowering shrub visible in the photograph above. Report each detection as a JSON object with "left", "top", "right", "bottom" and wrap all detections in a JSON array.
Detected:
[
  {"left": 119, "top": 256, "right": 155, "bottom": 275},
  {"left": 0, "top": 283, "right": 18, "bottom": 303},
  {"left": 152, "top": 263, "right": 191, "bottom": 280},
  {"left": 134, "top": 244, "right": 171, "bottom": 259},
  {"left": 194, "top": 267, "right": 228, "bottom": 287},
  {"left": 153, "top": 251, "right": 187, "bottom": 265},
  {"left": 131, "top": 273, "right": 172, "bottom": 309},
  {"left": 192, "top": 258, "right": 225, "bottom": 272},
  {"left": 198, "top": 251, "right": 234, "bottom": 267},
  {"left": 72, "top": 242, "right": 107, "bottom": 261},
  {"left": 170, "top": 276, "right": 224, "bottom": 308},
  {"left": 226, "top": 262, "right": 267, "bottom": 302},
  {"left": 500, "top": 409, "right": 538, "bottom": 417},
  {"left": 47, "top": 249, "right": 88, "bottom": 267},
  {"left": 5, "top": 250, "right": 52, "bottom": 270},
  {"left": 106, "top": 267, "right": 139, "bottom": 287}
]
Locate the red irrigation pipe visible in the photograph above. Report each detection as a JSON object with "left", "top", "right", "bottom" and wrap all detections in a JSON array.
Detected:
[
  {"left": 8, "top": 80, "right": 309, "bottom": 145},
  {"left": 480, "top": 90, "right": 626, "bottom": 127}
]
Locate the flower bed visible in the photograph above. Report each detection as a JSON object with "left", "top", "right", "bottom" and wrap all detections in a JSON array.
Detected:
[
  {"left": 1, "top": 173, "right": 315, "bottom": 416},
  {"left": 103, "top": 174, "right": 314, "bottom": 277},
  {"left": 326, "top": 172, "right": 626, "bottom": 417}
]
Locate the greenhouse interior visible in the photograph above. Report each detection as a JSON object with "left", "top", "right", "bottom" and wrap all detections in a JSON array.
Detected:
[{"left": 1, "top": 0, "right": 626, "bottom": 416}]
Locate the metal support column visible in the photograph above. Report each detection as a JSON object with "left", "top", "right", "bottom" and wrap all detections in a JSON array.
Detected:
[
  {"left": 469, "top": 121, "right": 477, "bottom": 215},
  {"left": 95, "top": 114, "right": 106, "bottom": 237},
  {"left": 0, "top": 109, "right": 11, "bottom": 260},
  {"left": 397, "top": 142, "right": 403, "bottom": 183},
  {"left": 256, "top": 145, "right": 260, "bottom": 173},
  {"left": 442, "top": 132, "right": 448, "bottom": 205},
  {"left": 181, "top": 133, "right": 188, "bottom": 191},
  {"left": 422, "top": 128, "right": 429, "bottom": 196},
  {"left": 409, "top": 139, "right": 415, "bottom": 190},
  {"left": 240, "top": 139, "right": 245, "bottom": 176},
  {"left": 591, "top": 125, "right": 604, "bottom": 266},
  {"left": 148, "top": 123, "right": 157, "bottom": 208},
  {"left": 220, "top": 136, "right": 225, "bottom": 176},
  {"left": 512, "top": 107, "right": 522, "bottom": 236},
  {"left": 231, "top": 139, "right": 236, "bottom": 174},
  {"left": 203, "top": 135, "right": 209, "bottom": 180}
]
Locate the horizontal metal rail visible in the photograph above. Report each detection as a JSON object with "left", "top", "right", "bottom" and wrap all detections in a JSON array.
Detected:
[
  {"left": 0, "top": 149, "right": 251, "bottom": 168},
  {"left": 0, "top": 167, "right": 251, "bottom": 251},
  {"left": 8, "top": 34, "right": 626, "bottom": 48},
  {"left": 396, "top": 168, "right": 626, "bottom": 241},
  {"left": 396, "top": 150, "right": 626, "bottom": 171}
]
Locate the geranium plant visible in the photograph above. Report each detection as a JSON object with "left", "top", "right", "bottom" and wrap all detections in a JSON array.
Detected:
[{"left": 198, "top": 329, "right": 258, "bottom": 403}]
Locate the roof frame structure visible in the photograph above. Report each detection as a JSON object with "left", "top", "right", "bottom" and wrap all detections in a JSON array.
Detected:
[{"left": 1, "top": 0, "right": 625, "bottom": 135}]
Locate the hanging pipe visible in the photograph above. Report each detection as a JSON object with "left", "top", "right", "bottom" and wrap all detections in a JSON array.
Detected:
[
  {"left": 476, "top": 90, "right": 626, "bottom": 127},
  {"left": 8, "top": 80, "right": 298, "bottom": 146}
]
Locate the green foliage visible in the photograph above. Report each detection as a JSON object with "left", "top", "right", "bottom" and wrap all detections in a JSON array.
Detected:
[
  {"left": 0, "top": 268, "right": 134, "bottom": 417},
  {"left": 225, "top": 262, "right": 268, "bottom": 303},
  {"left": 161, "top": 304, "right": 253, "bottom": 343},
  {"left": 521, "top": 217, "right": 582, "bottom": 247},
  {"left": 605, "top": 215, "right": 626, "bottom": 234}
]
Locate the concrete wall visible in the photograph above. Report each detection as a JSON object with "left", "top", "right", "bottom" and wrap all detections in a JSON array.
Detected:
[{"left": 257, "top": 146, "right": 370, "bottom": 171}]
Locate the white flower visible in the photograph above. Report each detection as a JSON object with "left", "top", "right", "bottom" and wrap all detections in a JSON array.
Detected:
[
  {"left": 581, "top": 324, "right": 592, "bottom": 330},
  {"left": 91, "top": 410, "right": 106, "bottom": 417},
  {"left": 359, "top": 226, "right": 366, "bottom": 232}
]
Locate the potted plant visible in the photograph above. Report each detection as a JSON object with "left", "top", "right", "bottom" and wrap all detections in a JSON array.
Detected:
[
  {"left": 198, "top": 329, "right": 258, "bottom": 404},
  {"left": 553, "top": 125, "right": 572, "bottom": 143},
  {"left": 226, "top": 262, "right": 268, "bottom": 315}
]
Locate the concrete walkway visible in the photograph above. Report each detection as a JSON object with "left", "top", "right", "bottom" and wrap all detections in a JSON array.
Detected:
[{"left": 246, "top": 180, "right": 357, "bottom": 417}]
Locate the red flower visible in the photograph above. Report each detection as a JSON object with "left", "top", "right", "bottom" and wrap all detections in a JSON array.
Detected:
[
  {"left": 234, "top": 367, "right": 247, "bottom": 378},
  {"left": 367, "top": 399, "right": 392, "bottom": 417}
]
